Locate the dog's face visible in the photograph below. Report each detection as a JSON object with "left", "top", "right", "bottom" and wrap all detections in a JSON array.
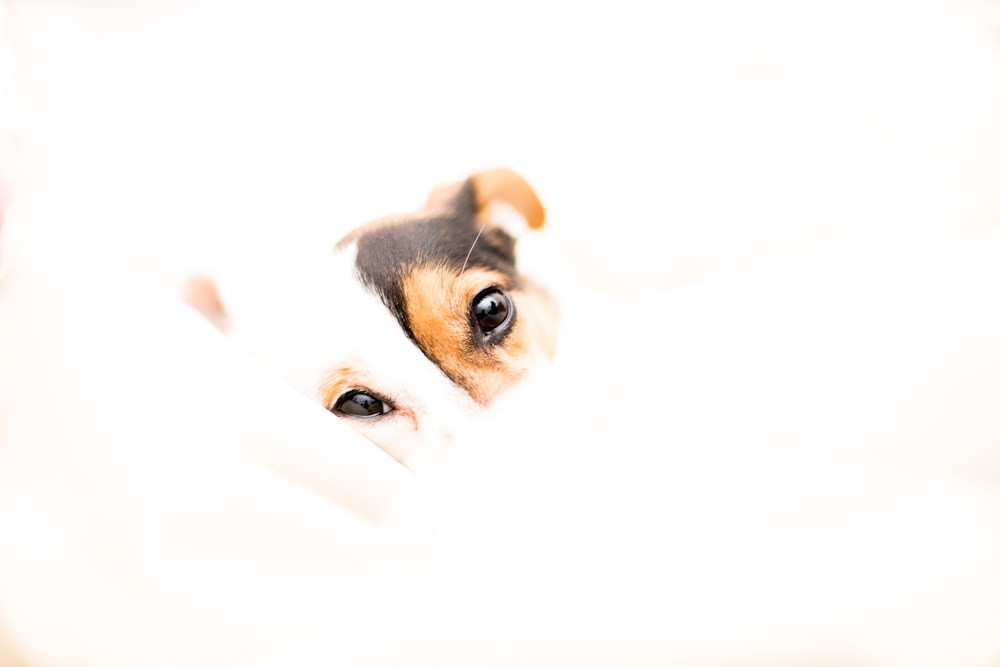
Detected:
[{"left": 311, "top": 169, "right": 559, "bottom": 468}]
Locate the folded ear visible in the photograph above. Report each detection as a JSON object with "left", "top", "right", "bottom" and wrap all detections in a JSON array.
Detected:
[
  {"left": 181, "top": 275, "right": 229, "bottom": 332},
  {"left": 426, "top": 168, "right": 546, "bottom": 232}
]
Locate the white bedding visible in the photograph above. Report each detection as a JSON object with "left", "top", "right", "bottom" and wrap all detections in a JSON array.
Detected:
[
  {"left": 2, "top": 224, "right": 1000, "bottom": 667},
  {"left": 2, "top": 0, "right": 1000, "bottom": 665}
]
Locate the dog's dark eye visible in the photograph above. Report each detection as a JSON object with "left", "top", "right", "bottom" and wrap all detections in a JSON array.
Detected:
[
  {"left": 333, "top": 390, "right": 392, "bottom": 418},
  {"left": 472, "top": 287, "right": 512, "bottom": 335}
]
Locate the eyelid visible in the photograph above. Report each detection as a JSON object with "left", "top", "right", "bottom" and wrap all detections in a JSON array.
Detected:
[
  {"left": 319, "top": 362, "right": 380, "bottom": 410},
  {"left": 332, "top": 388, "right": 395, "bottom": 418},
  {"left": 332, "top": 387, "right": 393, "bottom": 410},
  {"left": 470, "top": 286, "right": 515, "bottom": 345}
]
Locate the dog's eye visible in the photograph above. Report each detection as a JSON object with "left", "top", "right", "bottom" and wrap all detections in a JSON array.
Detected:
[
  {"left": 472, "top": 287, "right": 512, "bottom": 335},
  {"left": 333, "top": 390, "right": 392, "bottom": 418}
]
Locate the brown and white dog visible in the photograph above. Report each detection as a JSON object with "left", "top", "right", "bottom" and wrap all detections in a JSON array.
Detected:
[{"left": 224, "top": 169, "right": 560, "bottom": 469}]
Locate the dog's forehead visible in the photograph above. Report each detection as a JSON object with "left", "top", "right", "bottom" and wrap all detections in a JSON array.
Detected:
[
  {"left": 322, "top": 245, "right": 470, "bottom": 406},
  {"left": 343, "top": 208, "right": 517, "bottom": 339},
  {"left": 353, "top": 212, "right": 517, "bottom": 283}
]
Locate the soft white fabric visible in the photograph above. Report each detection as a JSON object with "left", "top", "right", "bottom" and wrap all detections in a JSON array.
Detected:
[
  {"left": 0, "top": 244, "right": 413, "bottom": 667},
  {"left": 2, "top": 231, "right": 1000, "bottom": 666},
  {"left": 3, "top": 0, "right": 1000, "bottom": 664}
]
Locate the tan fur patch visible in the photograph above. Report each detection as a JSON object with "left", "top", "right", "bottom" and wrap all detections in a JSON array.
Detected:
[
  {"left": 402, "top": 265, "right": 557, "bottom": 405},
  {"left": 470, "top": 168, "right": 546, "bottom": 230},
  {"left": 425, "top": 168, "right": 546, "bottom": 230},
  {"left": 181, "top": 275, "right": 229, "bottom": 332}
]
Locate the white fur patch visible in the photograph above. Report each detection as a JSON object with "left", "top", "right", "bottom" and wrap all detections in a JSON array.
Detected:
[{"left": 226, "top": 241, "right": 482, "bottom": 469}]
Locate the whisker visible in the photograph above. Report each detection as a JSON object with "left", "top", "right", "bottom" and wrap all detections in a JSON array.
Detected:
[{"left": 460, "top": 220, "right": 488, "bottom": 277}]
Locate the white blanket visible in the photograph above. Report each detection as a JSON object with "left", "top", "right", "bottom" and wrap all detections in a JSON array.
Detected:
[
  {"left": 2, "top": 226, "right": 1000, "bottom": 666},
  {"left": 3, "top": 0, "right": 1000, "bottom": 664}
]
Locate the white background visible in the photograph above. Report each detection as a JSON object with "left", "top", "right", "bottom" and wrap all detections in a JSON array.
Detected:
[{"left": 5, "top": 0, "right": 1000, "bottom": 290}]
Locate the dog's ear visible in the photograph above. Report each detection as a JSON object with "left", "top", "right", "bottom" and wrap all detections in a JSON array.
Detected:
[
  {"left": 426, "top": 168, "right": 545, "bottom": 234},
  {"left": 181, "top": 275, "right": 229, "bottom": 332}
]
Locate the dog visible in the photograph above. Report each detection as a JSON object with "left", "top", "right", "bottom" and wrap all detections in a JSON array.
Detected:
[{"left": 220, "top": 169, "right": 560, "bottom": 469}]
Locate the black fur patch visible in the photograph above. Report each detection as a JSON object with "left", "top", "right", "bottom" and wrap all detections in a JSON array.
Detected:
[{"left": 349, "top": 179, "right": 521, "bottom": 345}]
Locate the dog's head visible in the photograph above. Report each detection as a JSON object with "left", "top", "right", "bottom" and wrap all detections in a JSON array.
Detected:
[{"left": 312, "top": 169, "right": 558, "bottom": 468}]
